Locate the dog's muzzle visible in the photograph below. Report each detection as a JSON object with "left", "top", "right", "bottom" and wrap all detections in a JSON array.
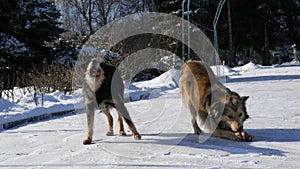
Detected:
[
  {"left": 90, "top": 60, "right": 102, "bottom": 77},
  {"left": 90, "top": 68, "right": 101, "bottom": 78}
]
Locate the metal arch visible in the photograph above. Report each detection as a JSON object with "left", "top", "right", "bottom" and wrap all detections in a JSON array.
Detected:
[
  {"left": 182, "top": 0, "right": 191, "bottom": 61},
  {"left": 182, "top": 0, "right": 226, "bottom": 72},
  {"left": 187, "top": 0, "right": 191, "bottom": 61},
  {"left": 213, "top": 0, "right": 226, "bottom": 78},
  {"left": 182, "top": 0, "right": 187, "bottom": 61}
]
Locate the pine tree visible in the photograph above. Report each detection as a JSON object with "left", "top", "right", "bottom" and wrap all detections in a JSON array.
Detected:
[{"left": 0, "top": 0, "right": 64, "bottom": 70}]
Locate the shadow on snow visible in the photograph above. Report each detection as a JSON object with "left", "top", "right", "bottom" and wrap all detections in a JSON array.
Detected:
[
  {"left": 226, "top": 75, "right": 300, "bottom": 83},
  {"left": 101, "top": 128, "right": 300, "bottom": 157}
]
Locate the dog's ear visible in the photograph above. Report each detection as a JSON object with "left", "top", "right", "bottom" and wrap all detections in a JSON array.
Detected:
[{"left": 241, "top": 96, "right": 249, "bottom": 102}]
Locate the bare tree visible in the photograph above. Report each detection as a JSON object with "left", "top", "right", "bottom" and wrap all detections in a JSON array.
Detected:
[{"left": 56, "top": 0, "right": 151, "bottom": 45}]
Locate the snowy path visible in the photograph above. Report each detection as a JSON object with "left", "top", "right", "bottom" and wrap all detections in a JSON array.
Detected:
[{"left": 1, "top": 63, "right": 300, "bottom": 168}]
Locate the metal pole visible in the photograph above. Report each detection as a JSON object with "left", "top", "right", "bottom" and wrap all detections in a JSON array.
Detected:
[
  {"left": 213, "top": 0, "right": 226, "bottom": 78},
  {"left": 187, "top": 0, "right": 191, "bottom": 60},
  {"left": 182, "top": 0, "right": 187, "bottom": 62}
]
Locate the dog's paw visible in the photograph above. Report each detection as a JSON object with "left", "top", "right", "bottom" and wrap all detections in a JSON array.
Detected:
[
  {"left": 233, "top": 132, "right": 245, "bottom": 142},
  {"left": 83, "top": 137, "right": 92, "bottom": 145},
  {"left": 234, "top": 131, "right": 254, "bottom": 142},
  {"left": 194, "top": 129, "right": 202, "bottom": 135},
  {"left": 244, "top": 132, "right": 254, "bottom": 141},
  {"left": 119, "top": 131, "right": 127, "bottom": 136},
  {"left": 106, "top": 131, "right": 114, "bottom": 136},
  {"left": 133, "top": 134, "right": 141, "bottom": 140}
]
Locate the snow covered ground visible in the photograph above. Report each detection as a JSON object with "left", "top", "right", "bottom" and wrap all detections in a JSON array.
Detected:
[{"left": 0, "top": 62, "right": 300, "bottom": 168}]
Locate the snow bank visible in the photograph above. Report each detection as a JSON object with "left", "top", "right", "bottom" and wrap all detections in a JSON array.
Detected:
[
  {"left": 0, "top": 90, "right": 84, "bottom": 130},
  {"left": 233, "top": 62, "right": 261, "bottom": 71},
  {"left": 134, "top": 67, "right": 180, "bottom": 88},
  {"left": 126, "top": 68, "right": 180, "bottom": 101}
]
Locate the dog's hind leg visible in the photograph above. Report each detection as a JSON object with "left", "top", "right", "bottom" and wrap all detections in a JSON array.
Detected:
[
  {"left": 117, "top": 111, "right": 126, "bottom": 136},
  {"left": 181, "top": 85, "right": 202, "bottom": 135},
  {"left": 117, "top": 103, "right": 141, "bottom": 140},
  {"left": 83, "top": 103, "right": 96, "bottom": 145},
  {"left": 187, "top": 101, "right": 202, "bottom": 135},
  {"left": 192, "top": 119, "right": 202, "bottom": 135},
  {"left": 102, "top": 109, "right": 114, "bottom": 136}
]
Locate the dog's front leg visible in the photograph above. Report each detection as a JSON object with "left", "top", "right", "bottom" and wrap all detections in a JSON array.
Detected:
[
  {"left": 83, "top": 103, "right": 95, "bottom": 145},
  {"left": 212, "top": 129, "right": 243, "bottom": 142}
]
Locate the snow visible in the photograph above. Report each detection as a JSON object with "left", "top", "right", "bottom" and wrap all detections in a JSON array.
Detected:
[
  {"left": 0, "top": 33, "right": 29, "bottom": 56},
  {"left": 134, "top": 67, "right": 180, "bottom": 88},
  {"left": 0, "top": 90, "right": 83, "bottom": 129},
  {"left": 1, "top": 62, "right": 300, "bottom": 168},
  {"left": 125, "top": 68, "right": 179, "bottom": 101}
]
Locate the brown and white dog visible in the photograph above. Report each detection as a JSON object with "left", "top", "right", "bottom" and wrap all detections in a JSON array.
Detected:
[
  {"left": 179, "top": 60, "right": 253, "bottom": 141},
  {"left": 82, "top": 58, "right": 141, "bottom": 145}
]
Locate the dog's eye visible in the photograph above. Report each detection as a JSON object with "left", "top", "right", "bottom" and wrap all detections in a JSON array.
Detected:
[
  {"left": 239, "top": 113, "right": 242, "bottom": 117},
  {"left": 228, "top": 115, "right": 233, "bottom": 119}
]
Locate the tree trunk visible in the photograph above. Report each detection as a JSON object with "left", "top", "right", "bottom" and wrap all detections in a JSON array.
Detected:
[
  {"left": 227, "top": 0, "right": 234, "bottom": 66},
  {"left": 88, "top": 0, "right": 94, "bottom": 35},
  {"left": 263, "top": 22, "right": 271, "bottom": 66}
]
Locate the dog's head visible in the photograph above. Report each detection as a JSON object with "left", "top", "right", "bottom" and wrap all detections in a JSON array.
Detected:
[
  {"left": 86, "top": 58, "right": 103, "bottom": 78},
  {"left": 220, "top": 93, "right": 249, "bottom": 133},
  {"left": 85, "top": 58, "right": 105, "bottom": 91},
  {"left": 211, "top": 90, "right": 249, "bottom": 133}
]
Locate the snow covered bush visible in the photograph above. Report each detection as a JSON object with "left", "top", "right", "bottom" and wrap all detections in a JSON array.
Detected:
[{"left": 0, "top": 33, "right": 30, "bottom": 63}]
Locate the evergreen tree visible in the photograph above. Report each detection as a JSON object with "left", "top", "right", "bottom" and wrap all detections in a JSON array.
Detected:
[{"left": 0, "top": 0, "right": 64, "bottom": 70}]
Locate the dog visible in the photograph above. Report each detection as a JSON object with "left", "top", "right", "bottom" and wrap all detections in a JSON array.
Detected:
[
  {"left": 82, "top": 58, "right": 141, "bottom": 145},
  {"left": 179, "top": 60, "right": 253, "bottom": 141}
]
